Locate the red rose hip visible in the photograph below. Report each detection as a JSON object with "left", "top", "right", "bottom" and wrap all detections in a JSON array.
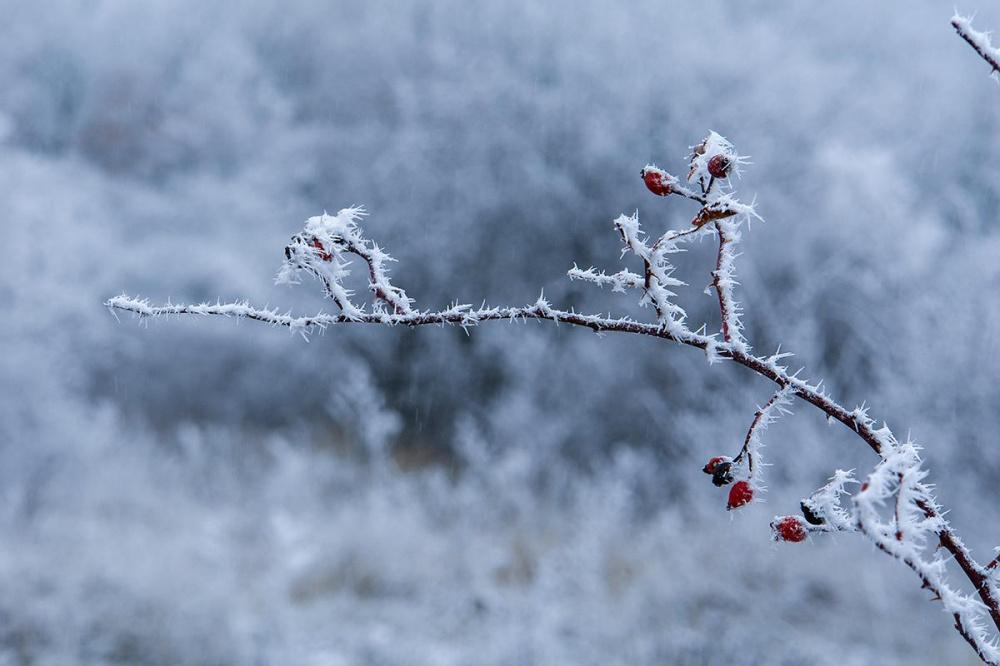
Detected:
[
  {"left": 707, "top": 154, "right": 732, "bottom": 179},
  {"left": 772, "top": 516, "right": 808, "bottom": 543},
  {"left": 641, "top": 167, "right": 674, "bottom": 196},
  {"left": 727, "top": 480, "right": 754, "bottom": 510}
]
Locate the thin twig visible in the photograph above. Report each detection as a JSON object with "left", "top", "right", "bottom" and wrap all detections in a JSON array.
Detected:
[
  {"left": 733, "top": 387, "right": 792, "bottom": 479},
  {"left": 953, "top": 14, "right": 1000, "bottom": 74}
]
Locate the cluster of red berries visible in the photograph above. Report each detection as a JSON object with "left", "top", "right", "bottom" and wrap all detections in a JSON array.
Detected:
[
  {"left": 641, "top": 148, "right": 733, "bottom": 198},
  {"left": 703, "top": 455, "right": 821, "bottom": 541},
  {"left": 703, "top": 456, "right": 754, "bottom": 510}
]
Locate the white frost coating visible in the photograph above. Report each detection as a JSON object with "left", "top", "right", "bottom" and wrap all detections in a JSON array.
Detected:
[
  {"left": 708, "top": 193, "right": 761, "bottom": 224},
  {"left": 801, "top": 469, "right": 858, "bottom": 533},
  {"left": 703, "top": 337, "right": 723, "bottom": 365},
  {"left": 106, "top": 292, "right": 724, "bottom": 349},
  {"left": 714, "top": 218, "right": 748, "bottom": 351},
  {"left": 105, "top": 295, "right": 339, "bottom": 339},
  {"left": 612, "top": 211, "right": 689, "bottom": 333},
  {"left": 737, "top": 385, "right": 794, "bottom": 489},
  {"left": 277, "top": 206, "right": 415, "bottom": 318},
  {"left": 688, "top": 130, "right": 748, "bottom": 185},
  {"left": 567, "top": 265, "right": 644, "bottom": 293}
]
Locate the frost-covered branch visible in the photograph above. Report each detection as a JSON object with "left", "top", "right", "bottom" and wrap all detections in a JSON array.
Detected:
[
  {"left": 568, "top": 266, "right": 644, "bottom": 293},
  {"left": 712, "top": 218, "right": 746, "bottom": 350},
  {"left": 953, "top": 14, "right": 1000, "bottom": 76},
  {"left": 734, "top": 386, "right": 794, "bottom": 482},
  {"left": 277, "top": 207, "right": 415, "bottom": 317},
  {"left": 799, "top": 469, "right": 858, "bottom": 534},
  {"left": 853, "top": 445, "right": 1000, "bottom": 663},
  {"left": 106, "top": 293, "right": 705, "bottom": 341},
  {"left": 106, "top": 129, "right": 1000, "bottom": 663},
  {"left": 988, "top": 554, "right": 1000, "bottom": 572}
]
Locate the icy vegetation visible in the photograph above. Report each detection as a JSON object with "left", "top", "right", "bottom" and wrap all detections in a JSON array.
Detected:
[
  {"left": 5, "top": 1, "right": 1000, "bottom": 664},
  {"left": 110, "top": 128, "right": 1000, "bottom": 660}
]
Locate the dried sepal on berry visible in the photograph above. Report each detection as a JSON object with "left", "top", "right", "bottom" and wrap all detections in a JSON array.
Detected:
[
  {"left": 711, "top": 461, "right": 735, "bottom": 487},
  {"left": 800, "top": 500, "right": 826, "bottom": 526},
  {"left": 691, "top": 195, "right": 760, "bottom": 228},
  {"left": 691, "top": 205, "right": 738, "bottom": 228},
  {"left": 702, "top": 455, "right": 732, "bottom": 475},
  {"left": 801, "top": 469, "right": 858, "bottom": 532},
  {"left": 702, "top": 456, "right": 735, "bottom": 486}
]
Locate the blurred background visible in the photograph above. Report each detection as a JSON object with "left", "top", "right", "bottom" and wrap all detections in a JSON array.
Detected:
[{"left": 3, "top": 1, "right": 1000, "bottom": 663}]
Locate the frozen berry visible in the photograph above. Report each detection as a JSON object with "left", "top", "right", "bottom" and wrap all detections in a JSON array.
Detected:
[
  {"left": 707, "top": 154, "right": 732, "bottom": 179},
  {"left": 702, "top": 456, "right": 731, "bottom": 475},
  {"left": 310, "top": 237, "right": 332, "bottom": 261},
  {"left": 727, "top": 480, "right": 754, "bottom": 510},
  {"left": 641, "top": 167, "right": 674, "bottom": 196},
  {"left": 772, "top": 516, "right": 808, "bottom": 543}
]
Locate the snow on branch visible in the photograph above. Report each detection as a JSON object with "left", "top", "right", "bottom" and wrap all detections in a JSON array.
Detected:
[
  {"left": 712, "top": 218, "right": 747, "bottom": 351},
  {"left": 953, "top": 13, "right": 1000, "bottom": 77},
  {"left": 799, "top": 469, "right": 857, "bottom": 533},
  {"left": 107, "top": 127, "right": 1000, "bottom": 663},
  {"left": 854, "top": 444, "right": 1000, "bottom": 663},
  {"left": 734, "top": 386, "right": 794, "bottom": 485},
  {"left": 567, "top": 265, "right": 645, "bottom": 293},
  {"left": 611, "top": 211, "right": 691, "bottom": 333},
  {"left": 277, "top": 206, "right": 415, "bottom": 317}
]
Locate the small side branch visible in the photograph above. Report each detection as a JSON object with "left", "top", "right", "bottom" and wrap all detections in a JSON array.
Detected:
[
  {"left": 712, "top": 219, "right": 746, "bottom": 349},
  {"left": 953, "top": 15, "right": 1000, "bottom": 75},
  {"left": 279, "top": 207, "right": 415, "bottom": 318},
  {"left": 733, "top": 386, "right": 793, "bottom": 482},
  {"left": 568, "top": 265, "right": 645, "bottom": 293}
]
